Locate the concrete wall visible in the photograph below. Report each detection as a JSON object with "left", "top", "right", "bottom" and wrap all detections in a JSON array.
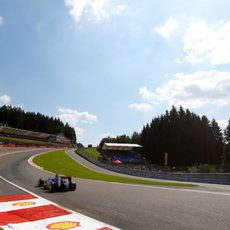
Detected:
[{"left": 77, "top": 150, "right": 230, "bottom": 185}]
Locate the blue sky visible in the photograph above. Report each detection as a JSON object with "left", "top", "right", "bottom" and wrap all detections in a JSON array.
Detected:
[{"left": 0, "top": 0, "right": 230, "bottom": 145}]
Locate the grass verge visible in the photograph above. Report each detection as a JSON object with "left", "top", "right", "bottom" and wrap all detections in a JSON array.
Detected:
[
  {"left": 33, "top": 150, "right": 196, "bottom": 187},
  {"left": 83, "top": 147, "right": 102, "bottom": 160}
]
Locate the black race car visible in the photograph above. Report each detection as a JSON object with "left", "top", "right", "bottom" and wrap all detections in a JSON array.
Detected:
[{"left": 37, "top": 174, "right": 76, "bottom": 192}]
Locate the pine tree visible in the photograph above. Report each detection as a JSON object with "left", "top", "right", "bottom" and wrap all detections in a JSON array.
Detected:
[
  {"left": 223, "top": 119, "right": 230, "bottom": 166},
  {"left": 210, "top": 119, "right": 223, "bottom": 164},
  {"left": 131, "top": 131, "right": 140, "bottom": 144},
  {"left": 139, "top": 106, "right": 224, "bottom": 166}
]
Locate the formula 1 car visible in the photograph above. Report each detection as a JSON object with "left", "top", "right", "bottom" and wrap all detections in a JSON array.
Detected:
[{"left": 37, "top": 174, "right": 76, "bottom": 192}]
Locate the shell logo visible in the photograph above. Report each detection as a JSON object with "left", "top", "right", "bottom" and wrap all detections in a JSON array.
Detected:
[
  {"left": 13, "top": 201, "right": 36, "bottom": 207},
  {"left": 47, "top": 221, "right": 81, "bottom": 230}
]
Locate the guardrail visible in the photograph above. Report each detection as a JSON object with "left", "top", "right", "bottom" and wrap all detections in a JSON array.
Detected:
[{"left": 77, "top": 149, "right": 230, "bottom": 185}]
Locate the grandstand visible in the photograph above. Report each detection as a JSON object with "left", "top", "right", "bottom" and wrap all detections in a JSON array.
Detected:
[
  {"left": 102, "top": 143, "right": 145, "bottom": 164},
  {"left": 0, "top": 125, "right": 71, "bottom": 146}
]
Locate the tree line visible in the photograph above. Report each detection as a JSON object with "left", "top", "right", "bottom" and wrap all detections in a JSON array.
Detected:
[
  {"left": 0, "top": 105, "right": 76, "bottom": 143},
  {"left": 100, "top": 106, "right": 230, "bottom": 167}
]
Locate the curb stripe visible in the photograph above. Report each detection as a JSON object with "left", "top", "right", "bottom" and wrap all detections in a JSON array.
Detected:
[
  {"left": 0, "top": 204, "right": 71, "bottom": 225},
  {"left": 1, "top": 198, "right": 55, "bottom": 212},
  {"left": 0, "top": 194, "right": 36, "bottom": 203},
  {"left": 0, "top": 212, "right": 28, "bottom": 225}
]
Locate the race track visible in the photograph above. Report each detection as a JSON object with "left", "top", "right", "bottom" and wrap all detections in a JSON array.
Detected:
[{"left": 1, "top": 148, "right": 230, "bottom": 230}]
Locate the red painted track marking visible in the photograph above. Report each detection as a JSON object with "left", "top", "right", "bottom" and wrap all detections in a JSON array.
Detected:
[
  {"left": 0, "top": 194, "right": 36, "bottom": 202},
  {"left": 0, "top": 212, "right": 28, "bottom": 225},
  {"left": 97, "top": 228, "right": 113, "bottom": 230},
  {"left": 0, "top": 204, "right": 71, "bottom": 225}
]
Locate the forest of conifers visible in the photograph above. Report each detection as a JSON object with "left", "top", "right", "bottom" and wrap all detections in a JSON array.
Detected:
[
  {"left": 0, "top": 105, "right": 76, "bottom": 143},
  {"left": 100, "top": 106, "right": 230, "bottom": 167}
]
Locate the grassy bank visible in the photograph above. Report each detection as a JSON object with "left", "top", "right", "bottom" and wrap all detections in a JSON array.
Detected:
[
  {"left": 82, "top": 147, "right": 102, "bottom": 160},
  {"left": 33, "top": 150, "right": 196, "bottom": 187}
]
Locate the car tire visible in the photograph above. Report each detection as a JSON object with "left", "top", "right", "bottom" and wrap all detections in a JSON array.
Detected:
[
  {"left": 37, "top": 179, "right": 44, "bottom": 187},
  {"left": 69, "top": 183, "right": 76, "bottom": 191},
  {"left": 49, "top": 183, "right": 56, "bottom": 193}
]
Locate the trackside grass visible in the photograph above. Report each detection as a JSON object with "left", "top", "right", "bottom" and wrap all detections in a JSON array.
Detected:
[
  {"left": 33, "top": 150, "right": 196, "bottom": 187},
  {"left": 83, "top": 147, "right": 102, "bottom": 160}
]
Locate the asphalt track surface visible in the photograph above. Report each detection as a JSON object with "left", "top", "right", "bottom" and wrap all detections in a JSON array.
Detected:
[{"left": 1, "top": 148, "right": 230, "bottom": 230}]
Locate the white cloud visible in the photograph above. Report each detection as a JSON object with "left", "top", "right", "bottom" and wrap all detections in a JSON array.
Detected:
[
  {"left": 139, "top": 87, "right": 156, "bottom": 101},
  {"left": 217, "top": 119, "right": 229, "bottom": 129},
  {"left": 0, "top": 16, "right": 3, "bottom": 25},
  {"left": 74, "top": 126, "right": 86, "bottom": 136},
  {"left": 175, "top": 58, "right": 183, "bottom": 64},
  {"left": 64, "top": 0, "right": 127, "bottom": 23},
  {"left": 100, "top": 132, "right": 116, "bottom": 138},
  {"left": 57, "top": 107, "right": 97, "bottom": 136},
  {"left": 0, "top": 94, "right": 11, "bottom": 105},
  {"left": 154, "top": 17, "right": 178, "bottom": 39},
  {"left": 129, "top": 102, "right": 152, "bottom": 112},
  {"left": 58, "top": 107, "right": 97, "bottom": 124},
  {"left": 183, "top": 20, "right": 230, "bottom": 65},
  {"left": 134, "top": 70, "right": 230, "bottom": 109}
]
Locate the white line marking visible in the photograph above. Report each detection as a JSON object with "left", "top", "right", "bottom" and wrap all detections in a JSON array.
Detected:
[
  {"left": 0, "top": 176, "right": 45, "bottom": 198},
  {"left": 110, "top": 181, "right": 230, "bottom": 196}
]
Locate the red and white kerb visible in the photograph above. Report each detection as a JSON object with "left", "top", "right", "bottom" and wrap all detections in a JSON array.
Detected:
[{"left": 0, "top": 193, "right": 119, "bottom": 230}]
